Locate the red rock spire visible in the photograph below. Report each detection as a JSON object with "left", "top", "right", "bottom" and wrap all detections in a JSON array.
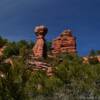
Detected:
[{"left": 33, "top": 25, "right": 48, "bottom": 59}]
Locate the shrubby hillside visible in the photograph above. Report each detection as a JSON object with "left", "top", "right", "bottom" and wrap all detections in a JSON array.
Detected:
[{"left": 0, "top": 36, "right": 100, "bottom": 100}]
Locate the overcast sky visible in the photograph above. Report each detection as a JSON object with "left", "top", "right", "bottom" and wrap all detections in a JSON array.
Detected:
[{"left": 0, "top": 0, "right": 100, "bottom": 55}]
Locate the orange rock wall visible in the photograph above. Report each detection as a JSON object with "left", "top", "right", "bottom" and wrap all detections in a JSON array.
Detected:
[{"left": 51, "top": 30, "right": 76, "bottom": 55}]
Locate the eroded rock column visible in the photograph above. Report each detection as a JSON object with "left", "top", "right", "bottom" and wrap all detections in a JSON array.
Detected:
[{"left": 33, "top": 25, "right": 48, "bottom": 59}]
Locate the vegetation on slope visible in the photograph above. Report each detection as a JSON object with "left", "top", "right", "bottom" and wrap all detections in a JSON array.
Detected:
[{"left": 0, "top": 36, "right": 100, "bottom": 100}]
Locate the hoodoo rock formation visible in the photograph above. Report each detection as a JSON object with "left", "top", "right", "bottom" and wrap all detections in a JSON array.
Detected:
[
  {"left": 51, "top": 29, "right": 76, "bottom": 55},
  {"left": 28, "top": 27, "right": 77, "bottom": 77},
  {"left": 33, "top": 25, "right": 48, "bottom": 59}
]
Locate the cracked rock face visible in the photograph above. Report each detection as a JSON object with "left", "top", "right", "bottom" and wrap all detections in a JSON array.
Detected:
[{"left": 33, "top": 25, "right": 48, "bottom": 59}]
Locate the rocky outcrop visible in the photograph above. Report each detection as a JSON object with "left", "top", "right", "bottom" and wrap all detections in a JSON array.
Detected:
[
  {"left": 0, "top": 46, "right": 6, "bottom": 56},
  {"left": 29, "top": 27, "right": 77, "bottom": 75},
  {"left": 0, "top": 47, "right": 3, "bottom": 56},
  {"left": 51, "top": 29, "right": 76, "bottom": 55},
  {"left": 83, "top": 56, "right": 100, "bottom": 64},
  {"left": 27, "top": 54, "right": 53, "bottom": 77},
  {"left": 33, "top": 25, "right": 48, "bottom": 59},
  {"left": 29, "top": 25, "right": 54, "bottom": 76},
  {"left": 97, "top": 56, "right": 100, "bottom": 62}
]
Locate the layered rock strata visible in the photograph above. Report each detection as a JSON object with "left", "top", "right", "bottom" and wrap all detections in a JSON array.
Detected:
[
  {"left": 51, "top": 29, "right": 76, "bottom": 55},
  {"left": 33, "top": 25, "right": 48, "bottom": 59}
]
